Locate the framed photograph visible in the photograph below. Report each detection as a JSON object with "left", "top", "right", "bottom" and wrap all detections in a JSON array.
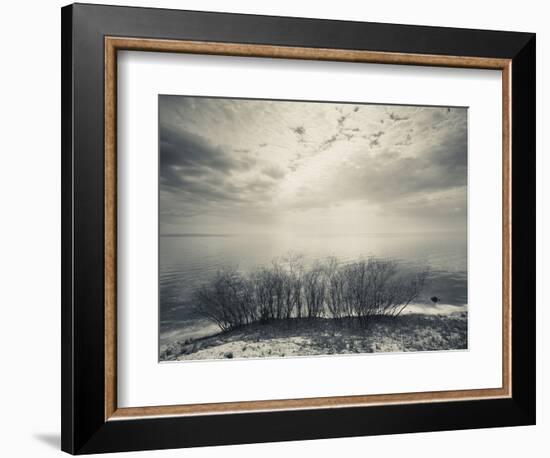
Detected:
[{"left": 61, "top": 3, "right": 536, "bottom": 454}]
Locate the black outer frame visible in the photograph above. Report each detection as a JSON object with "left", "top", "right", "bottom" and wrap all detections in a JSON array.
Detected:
[{"left": 61, "top": 3, "right": 535, "bottom": 454}]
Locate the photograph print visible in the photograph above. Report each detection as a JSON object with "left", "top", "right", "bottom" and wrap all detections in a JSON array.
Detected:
[{"left": 159, "top": 95, "right": 468, "bottom": 362}]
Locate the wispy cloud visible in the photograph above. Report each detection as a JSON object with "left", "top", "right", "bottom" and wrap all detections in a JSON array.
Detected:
[{"left": 159, "top": 96, "right": 467, "bottom": 234}]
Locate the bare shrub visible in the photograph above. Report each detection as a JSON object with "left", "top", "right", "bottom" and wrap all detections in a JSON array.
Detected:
[
  {"left": 282, "top": 253, "right": 304, "bottom": 319},
  {"left": 354, "top": 258, "right": 398, "bottom": 325},
  {"left": 191, "top": 268, "right": 255, "bottom": 332},
  {"left": 383, "top": 269, "right": 429, "bottom": 317},
  {"left": 342, "top": 259, "right": 428, "bottom": 326},
  {"left": 190, "top": 255, "right": 429, "bottom": 332},
  {"left": 325, "top": 257, "right": 347, "bottom": 320},
  {"left": 251, "top": 267, "right": 277, "bottom": 323},
  {"left": 270, "top": 261, "right": 287, "bottom": 320},
  {"left": 303, "top": 262, "right": 326, "bottom": 319}
]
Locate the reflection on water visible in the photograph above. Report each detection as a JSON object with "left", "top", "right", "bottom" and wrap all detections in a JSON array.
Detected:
[{"left": 160, "top": 232, "right": 467, "bottom": 346}]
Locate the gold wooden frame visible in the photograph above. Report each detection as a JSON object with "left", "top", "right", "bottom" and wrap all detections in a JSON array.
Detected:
[{"left": 104, "top": 37, "right": 512, "bottom": 421}]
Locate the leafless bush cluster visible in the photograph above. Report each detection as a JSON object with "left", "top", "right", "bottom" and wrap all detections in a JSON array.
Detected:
[
  {"left": 191, "top": 254, "right": 428, "bottom": 332},
  {"left": 192, "top": 269, "right": 256, "bottom": 332},
  {"left": 324, "top": 257, "right": 428, "bottom": 327}
]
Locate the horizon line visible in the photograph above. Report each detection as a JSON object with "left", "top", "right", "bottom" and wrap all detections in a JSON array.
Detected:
[{"left": 160, "top": 230, "right": 466, "bottom": 237}]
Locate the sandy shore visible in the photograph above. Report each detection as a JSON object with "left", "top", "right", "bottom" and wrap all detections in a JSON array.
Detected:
[{"left": 161, "top": 310, "right": 467, "bottom": 362}]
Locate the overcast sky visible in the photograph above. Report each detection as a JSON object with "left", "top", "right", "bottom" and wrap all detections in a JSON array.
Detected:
[{"left": 159, "top": 96, "right": 467, "bottom": 235}]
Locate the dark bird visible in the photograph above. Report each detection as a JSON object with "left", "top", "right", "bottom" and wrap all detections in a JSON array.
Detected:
[{"left": 430, "top": 296, "right": 440, "bottom": 304}]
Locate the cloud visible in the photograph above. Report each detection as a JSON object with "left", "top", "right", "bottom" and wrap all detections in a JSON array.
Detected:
[
  {"left": 284, "top": 106, "right": 467, "bottom": 220},
  {"left": 395, "top": 133, "right": 412, "bottom": 146},
  {"left": 369, "top": 138, "right": 381, "bottom": 148},
  {"left": 158, "top": 96, "right": 467, "bottom": 234},
  {"left": 389, "top": 112, "right": 410, "bottom": 121},
  {"left": 318, "top": 134, "right": 338, "bottom": 152},
  {"left": 170, "top": 175, "right": 247, "bottom": 203},
  {"left": 332, "top": 141, "right": 466, "bottom": 206},
  {"left": 159, "top": 124, "right": 256, "bottom": 189},
  {"left": 291, "top": 126, "right": 305, "bottom": 136},
  {"left": 262, "top": 165, "right": 286, "bottom": 180},
  {"left": 244, "top": 178, "right": 278, "bottom": 193},
  {"left": 290, "top": 126, "right": 306, "bottom": 143}
]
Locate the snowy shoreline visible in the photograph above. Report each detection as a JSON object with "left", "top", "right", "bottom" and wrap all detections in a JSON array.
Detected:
[{"left": 160, "top": 308, "right": 467, "bottom": 362}]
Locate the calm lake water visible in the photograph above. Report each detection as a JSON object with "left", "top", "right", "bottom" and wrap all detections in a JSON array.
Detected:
[{"left": 159, "top": 232, "right": 467, "bottom": 347}]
